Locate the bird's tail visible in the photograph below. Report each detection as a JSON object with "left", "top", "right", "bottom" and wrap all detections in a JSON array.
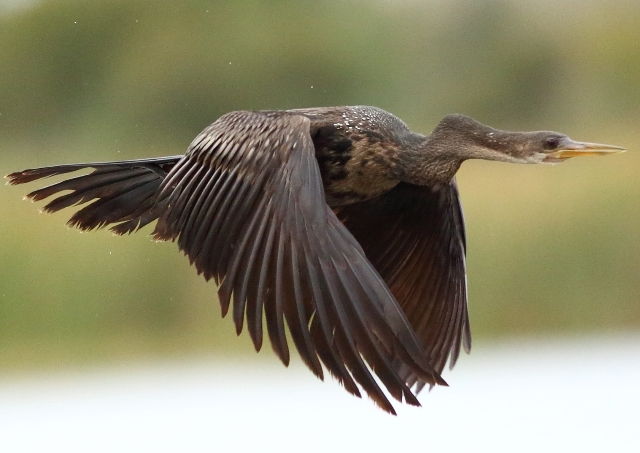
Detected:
[{"left": 6, "top": 156, "right": 182, "bottom": 235}]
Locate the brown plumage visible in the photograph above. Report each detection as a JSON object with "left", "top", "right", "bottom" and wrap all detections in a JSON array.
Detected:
[{"left": 6, "top": 106, "right": 624, "bottom": 414}]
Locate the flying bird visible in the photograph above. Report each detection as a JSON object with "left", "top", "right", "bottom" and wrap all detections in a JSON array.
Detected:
[{"left": 6, "top": 106, "right": 624, "bottom": 414}]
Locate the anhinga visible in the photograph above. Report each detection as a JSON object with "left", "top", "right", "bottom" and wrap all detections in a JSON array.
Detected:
[{"left": 6, "top": 106, "right": 624, "bottom": 414}]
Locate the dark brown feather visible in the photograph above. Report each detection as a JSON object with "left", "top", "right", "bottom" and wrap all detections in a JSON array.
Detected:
[
  {"left": 148, "top": 111, "right": 442, "bottom": 413},
  {"left": 6, "top": 157, "right": 180, "bottom": 233},
  {"left": 335, "top": 181, "right": 470, "bottom": 391}
]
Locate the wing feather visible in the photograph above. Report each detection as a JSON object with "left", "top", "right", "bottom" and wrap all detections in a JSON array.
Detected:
[
  {"left": 153, "top": 110, "right": 440, "bottom": 413},
  {"left": 335, "top": 181, "right": 470, "bottom": 391}
]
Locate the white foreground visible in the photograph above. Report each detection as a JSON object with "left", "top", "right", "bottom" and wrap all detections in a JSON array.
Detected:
[{"left": 0, "top": 335, "right": 638, "bottom": 452}]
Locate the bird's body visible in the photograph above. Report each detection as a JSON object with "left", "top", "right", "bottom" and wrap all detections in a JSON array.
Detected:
[
  {"left": 6, "top": 106, "right": 623, "bottom": 414},
  {"left": 297, "top": 106, "right": 415, "bottom": 205},
  {"left": 300, "top": 106, "right": 463, "bottom": 204}
]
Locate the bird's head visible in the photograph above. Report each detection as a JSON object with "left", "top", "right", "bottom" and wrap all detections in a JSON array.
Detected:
[{"left": 430, "top": 114, "right": 625, "bottom": 165}]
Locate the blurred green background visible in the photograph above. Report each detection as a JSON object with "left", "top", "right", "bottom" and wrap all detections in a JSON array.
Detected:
[{"left": 1, "top": 0, "right": 639, "bottom": 371}]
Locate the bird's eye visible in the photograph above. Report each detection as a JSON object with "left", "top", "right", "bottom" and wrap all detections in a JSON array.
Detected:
[{"left": 544, "top": 137, "right": 559, "bottom": 149}]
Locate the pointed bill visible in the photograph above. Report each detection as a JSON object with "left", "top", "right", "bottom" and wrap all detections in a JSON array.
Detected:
[{"left": 545, "top": 140, "right": 626, "bottom": 161}]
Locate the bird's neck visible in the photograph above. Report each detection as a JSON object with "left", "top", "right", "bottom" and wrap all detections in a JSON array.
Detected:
[
  {"left": 390, "top": 134, "right": 465, "bottom": 186},
  {"left": 394, "top": 116, "right": 528, "bottom": 186}
]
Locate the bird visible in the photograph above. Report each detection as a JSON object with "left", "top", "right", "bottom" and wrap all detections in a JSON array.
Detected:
[{"left": 6, "top": 106, "right": 624, "bottom": 414}]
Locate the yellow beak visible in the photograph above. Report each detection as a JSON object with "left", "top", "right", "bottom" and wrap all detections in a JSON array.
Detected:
[{"left": 546, "top": 140, "right": 626, "bottom": 161}]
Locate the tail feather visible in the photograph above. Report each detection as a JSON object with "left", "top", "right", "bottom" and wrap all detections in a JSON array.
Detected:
[
  {"left": 6, "top": 156, "right": 182, "bottom": 234},
  {"left": 33, "top": 168, "right": 155, "bottom": 211}
]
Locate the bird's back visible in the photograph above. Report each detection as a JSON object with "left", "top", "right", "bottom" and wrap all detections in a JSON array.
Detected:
[{"left": 287, "top": 106, "right": 419, "bottom": 206}]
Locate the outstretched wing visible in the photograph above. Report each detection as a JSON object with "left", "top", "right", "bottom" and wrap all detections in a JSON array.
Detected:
[
  {"left": 153, "top": 110, "right": 442, "bottom": 413},
  {"left": 335, "top": 181, "right": 470, "bottom": 392}
]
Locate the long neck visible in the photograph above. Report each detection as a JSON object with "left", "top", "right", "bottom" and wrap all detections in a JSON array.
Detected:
[
  {"left": 392, "top": 124, "right": 476, "bottom": 185},
  {"left": 394, "top": 115, "right": 525, "bottom": 185},
  {"left": 392, "top": 137, "right": 464, "bottom": 185}
]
